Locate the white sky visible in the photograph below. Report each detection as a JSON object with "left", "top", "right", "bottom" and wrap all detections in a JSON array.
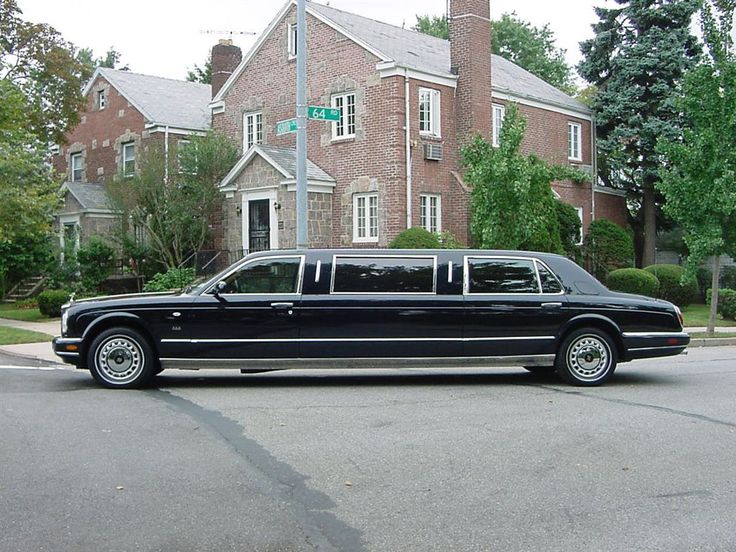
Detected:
[{"left": 18, "top": 0, "right": 609, "bottom": 81}]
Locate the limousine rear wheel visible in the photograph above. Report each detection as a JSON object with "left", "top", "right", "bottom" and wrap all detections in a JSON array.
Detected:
[
  {"left": 555, "top": 328, "right": 617, "bottom": 386},
  {"left": 88, "top": 327, "right": 155, "bottom": 389}
]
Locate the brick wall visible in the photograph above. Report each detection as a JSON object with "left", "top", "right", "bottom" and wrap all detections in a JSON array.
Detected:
[{"left": 595, "top": 190, "right": 629, "bottom": 228}]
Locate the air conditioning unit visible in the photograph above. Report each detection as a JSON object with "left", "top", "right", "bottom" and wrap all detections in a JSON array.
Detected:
[{"left": 423, "top": 143, "right": 443, "bottom": 161}]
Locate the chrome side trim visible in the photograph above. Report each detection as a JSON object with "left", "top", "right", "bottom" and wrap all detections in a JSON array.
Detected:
[
  {"left": 628, "top": 345, "right": 688, "bottom": 352},
  {"left": 159, "top": 354, "right": 556, "bottom": 371},
  {"left": 622, "top": 332, "right": 689, "bottom": 338},
  {"left": 55, "top": 352, "right": 80, "bottom": 357},
  {"left": 161, "top": 336, "right": 556, "bottom": 344}
]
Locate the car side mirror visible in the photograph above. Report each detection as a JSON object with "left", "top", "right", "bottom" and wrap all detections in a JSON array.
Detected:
[{"left": 213, "top": 280, "right": 228, "bottom": 300}]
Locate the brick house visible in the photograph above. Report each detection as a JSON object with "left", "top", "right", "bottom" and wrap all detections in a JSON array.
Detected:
[
  {"left": 210, "top": 0, "right": 626, "bottom": 254},
  {"left": 51, "top": 68, "right": 212, "bottom": 253}
]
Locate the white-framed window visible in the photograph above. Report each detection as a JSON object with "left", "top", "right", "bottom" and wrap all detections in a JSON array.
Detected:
[
  {"left": 568, "top": 122, "right": 582, "bottom": 161},
  {"left": 122, "top": 142, "right": 135, "bottom": 177},
  {"left": 70, "top": 152, "right": 83, "bottom": 182},
  {"left": 420, "top": 194, "right": 441, "bottom": 233},
  {"left": 492, "top": 103, "right": 505, "bottom": 147},
  {"left": 419, "top": 88, "right": 441, "bottom": 138},
  {"left": 97, "top": 89, "right": 106, "bottom": 110},
  {"left": 243, "top": 112, "right": 263, "bottom": 150},
  {"left": 575, "top": 206, "right": 584, "bottom": 245},
  {"left": 288, "top": 23, "right": 297, "bottom": 59},
  {"left": 353, "top": 193, "right": 378, "bottom": 243},
  {"left": 331, "top": 93, "right": 356, "bottom": 140}
]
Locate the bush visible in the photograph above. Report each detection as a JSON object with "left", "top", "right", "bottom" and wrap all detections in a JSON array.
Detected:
[
  {"left": 606, "top": 268, "right": 660, "bottom": 298},
  {"left": 15, "top": 298, "right": 38, "bottom": 310},
  {"left": 77, "top": 237, "right": 115, "bottom": 292},
  {"left": 644, "top": 264, "right": 698, "bottom": 307},
  {"left": 143, "top": 267, "right": 196, "bottom": 292},
  {"left": 389, "top": 227, "right": 441, "bottom": 249},
  {"left": 437, "top": 231, "right": 463, "bottom": 249},
  {"left": 707, "top": 288, "right": 736, "bottom": 320},
  {"left": 556, "top": 200, "right": 582, "bottom": 259},
  {"left": 37, "top": 290, "right": 70, "bottom": 317},
  {"left": 583, "top": 220, "right": 634, "bottom": 282}
]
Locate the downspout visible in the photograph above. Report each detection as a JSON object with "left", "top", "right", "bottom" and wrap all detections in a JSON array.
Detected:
[
  {"left": 591, "top": 117, "right": 597, "bottom": 222},
  {"left": 405, "top": 69, "right": 412, "bottom": 229},
  {"left": 164, "top": 125, "right": 170, "bottom": 184}
]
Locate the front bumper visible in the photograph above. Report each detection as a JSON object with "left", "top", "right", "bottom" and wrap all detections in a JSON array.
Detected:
[
  {"left": 52, "top": 336, "right": 83, "bottom": 366},
  {"left": 622, "top": 331, "right": 690, "bottom": 361}
]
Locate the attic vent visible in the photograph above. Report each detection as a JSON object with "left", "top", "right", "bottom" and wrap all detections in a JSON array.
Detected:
[{"left": 423, "top": 143, "right": 443, "bottom": 161}]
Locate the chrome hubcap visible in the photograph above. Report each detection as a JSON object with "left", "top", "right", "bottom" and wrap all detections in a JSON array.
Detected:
[
  {"left": 567, "top": 335, "right": 610, "bottom": 381},
  {"left": 96, "top": 335, "right": 143, "bottom": 384}
]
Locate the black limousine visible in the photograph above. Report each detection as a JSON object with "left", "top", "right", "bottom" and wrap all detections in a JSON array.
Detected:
[{"left": 53, "top": 249, "right": 689, "bottom": 388}]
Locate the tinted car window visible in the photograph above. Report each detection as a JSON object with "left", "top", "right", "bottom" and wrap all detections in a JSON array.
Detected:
[
  {"left": 536, "top": 262, "right": 563, "bottom": 294},
  {"left": 467, "top": 258, "right": 539, "bottom": 294},
  {"left": 220, "top": 257, "right": 301, "bottom": 294},
  {"left": 333, "top": 256, "right": 435, "bottom": 293}
]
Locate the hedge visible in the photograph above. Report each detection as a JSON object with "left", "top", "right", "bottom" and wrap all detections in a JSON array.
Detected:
[
  {"left": 606, "top": 268, "right": 659, "bottom": 298},
  {"left": 37, "top": 290, "right": 71, "bottom": 318},
  {"left": 584, "top": 220, "right": 634, "bottom": 281},
  {"left": 389, "top": 227, "right": 441, "bottom": 249},
  {"left": 643, "top": 264, "right": 698, "bottom": 307},
  {"left": 707, "top": 288, "right": 736, "bottom": 320},
  {"left": 143, "top": 267, "right": 196, "bottom": 292}
]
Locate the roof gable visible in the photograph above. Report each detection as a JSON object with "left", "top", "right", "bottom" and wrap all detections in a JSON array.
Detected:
[
  {"left": 84, "top": 68, "right": 212, "bottom": 131},
  {"left": 60, "top": 182, "right": 112, "bottom": 212},
  {"left": 220, "top": 145, "right": 335, "bottom": 189}
]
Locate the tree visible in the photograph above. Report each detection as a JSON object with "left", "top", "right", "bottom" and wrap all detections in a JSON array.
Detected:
[
  {"left": 462, "top": 104, "right": 588, "bottom": 253},
  {"left": 414, "top": 12, "right": 576, "bottom": 93},
  {"left": 0, "top": 80, "right": 59, "bottom": 296},
  {"left": 578, "top": 0, "right": 700, "bottom": 268},
  {"left": 657, "top": 0, "right": 736, "bottom": 334},
  {"left": 0, "top": 0, "right": 85, "bottom": 144},
  {"left": 108, "top": 131, "right": 239, "bottom": 269},
  {"left": 187, "top": 59, "right": 212, "bottom": 84},
  {"left": 77, "top": 46, "right": 128, "bottom": 83}
]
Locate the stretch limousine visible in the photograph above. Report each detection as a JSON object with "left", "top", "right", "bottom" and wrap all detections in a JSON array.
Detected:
[{"left": 53, "top": 249, "right": 689, "bottom": 389}]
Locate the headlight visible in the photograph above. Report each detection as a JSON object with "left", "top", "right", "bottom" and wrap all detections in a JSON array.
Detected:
[{"left": 61, "top": 310, "right": 69, "bottom": 335}]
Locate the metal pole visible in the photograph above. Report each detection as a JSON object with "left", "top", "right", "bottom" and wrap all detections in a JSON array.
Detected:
[{"left": 296, "top": 0, "right": 308, "bottom": 249}]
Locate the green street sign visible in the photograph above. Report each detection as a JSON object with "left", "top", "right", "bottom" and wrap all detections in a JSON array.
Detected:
[
  {"left": 308, "top": 106, "right": 341, "bottom": 121},
  {"left": 276, "top": 118, "right": 298, "bottom": 135}
]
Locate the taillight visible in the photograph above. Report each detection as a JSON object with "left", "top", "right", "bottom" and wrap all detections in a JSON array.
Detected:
[{"left": 674, "top": 305, "right": 684, "bottom": 328}]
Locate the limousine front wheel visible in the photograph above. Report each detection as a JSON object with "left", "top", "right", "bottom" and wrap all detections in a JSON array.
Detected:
[
  {"left": 88, "top": 327, "right": 155, "bottom": 389},
  {"left": 555, "top": 329, "right": 617, "bottom": 386}
]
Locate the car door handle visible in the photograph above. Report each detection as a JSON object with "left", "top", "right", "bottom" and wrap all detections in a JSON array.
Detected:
[
  {"left": 541, "top": 302, "right": 563, "bottom": 309},
  {"left": 271, "top": 302, "right": 294, "bottom": 315}
]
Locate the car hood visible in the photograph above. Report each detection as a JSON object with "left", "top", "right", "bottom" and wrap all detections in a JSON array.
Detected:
[{"left": 71, "top": 291, "right": 178, "bottom": 305}]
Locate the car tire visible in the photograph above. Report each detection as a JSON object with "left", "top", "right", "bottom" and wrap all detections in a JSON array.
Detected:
[
  {"left": 87, "top": 327, "right": 156, "bottom": 389},
  {"left": 555, "top": 328, "right": 617, "bottom": 386}
]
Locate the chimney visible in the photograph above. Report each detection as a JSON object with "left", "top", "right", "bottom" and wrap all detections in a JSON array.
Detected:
[
  {"left": 211, "top": 39, "right": 242, "bottom": 99},
  {"left": 449, "top": 0, "right": 492, "bottom": 144}
]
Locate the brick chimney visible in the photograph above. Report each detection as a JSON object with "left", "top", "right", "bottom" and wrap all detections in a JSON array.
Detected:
[
  {"left": 211, "top": 39, "right": 242, "bottom": 99},
  {"left": 449, "top": 0, "right": 492, "bottom": 144}
]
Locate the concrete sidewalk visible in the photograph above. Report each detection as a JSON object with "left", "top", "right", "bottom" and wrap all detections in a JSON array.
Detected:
[{"left": 0, "top": 317, "right": 60, "bottom": 364}]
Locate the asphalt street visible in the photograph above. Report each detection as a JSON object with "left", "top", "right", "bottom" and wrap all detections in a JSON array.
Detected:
[{"left": 1, "top": 347, "right": 735, "bottom": 551}]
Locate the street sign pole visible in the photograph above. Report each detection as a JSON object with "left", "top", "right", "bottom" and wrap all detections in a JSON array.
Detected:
[{"left": 296, "top": 0, "right": 308, "bottom": 249}]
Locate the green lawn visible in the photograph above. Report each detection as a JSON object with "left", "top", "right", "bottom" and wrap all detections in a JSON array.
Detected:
[
  {"left": 690, "top": 332, "right": 736, "bottom": 338},
  {"left": 681, "top": 303, "right": 736, "bottom": 327},
  {"left": 0, "top": 326, "right": 52, "bottom": 345},
  {"left": 0, "top": 304, "right": 54, "bottom": 322}
]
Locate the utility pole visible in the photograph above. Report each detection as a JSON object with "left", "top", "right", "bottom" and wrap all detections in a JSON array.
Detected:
[{"left": 296, "top": 0, "right": 308, "bottom": 249}]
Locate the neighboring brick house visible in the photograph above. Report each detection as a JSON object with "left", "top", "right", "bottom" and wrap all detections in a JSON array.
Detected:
[
  {"left": 210, "top": 0, "right": 626, "bottom": 254},
  {"left": 51, "top": 68, "right": 212, "bottom": 252}
]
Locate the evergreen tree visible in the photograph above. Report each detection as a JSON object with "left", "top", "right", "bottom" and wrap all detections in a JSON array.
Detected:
[{"left": 579, "top": 0, "right": 700, "bottom": 267}]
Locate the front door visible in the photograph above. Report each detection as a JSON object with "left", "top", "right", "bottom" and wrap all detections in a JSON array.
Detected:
[{"left": 249, "top": 199, "right": 270, "bottom": 252}]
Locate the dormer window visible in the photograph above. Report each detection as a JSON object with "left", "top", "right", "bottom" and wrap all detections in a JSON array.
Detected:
[{"left": 97, "top": 89, "right": 107, "bottom": 110}]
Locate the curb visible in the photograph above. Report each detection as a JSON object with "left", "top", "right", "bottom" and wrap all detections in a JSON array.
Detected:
[
  {"left": 687, "top": 337, "right": 736, "bottom": 348},
  {"left": 0, "top": 347, "right": 65, "bottom": 367}
]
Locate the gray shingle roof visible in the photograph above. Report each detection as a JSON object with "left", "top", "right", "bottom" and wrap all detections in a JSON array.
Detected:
[
  {"left": 98, "top": 68, "right": 212, "bottom": 130},
  {"left": 308, "top": 2, "right": 589, "bottom": 115},
  {"left": 258, "top": 145, "right": 335, "bottom": 182},
  {"left": 63, "top": 182, "right": 111, "bottom": 211}
]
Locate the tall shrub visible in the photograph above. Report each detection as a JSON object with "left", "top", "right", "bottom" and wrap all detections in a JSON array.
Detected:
[
  {"left": 584, "top": 220, "right": 634, "bottom": 282},
  {"left": 76, "top": 237, "right": 115, "bottom": 292},
  {"left": 644, "top": 264, "right": 697, "bottom": 306}
]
